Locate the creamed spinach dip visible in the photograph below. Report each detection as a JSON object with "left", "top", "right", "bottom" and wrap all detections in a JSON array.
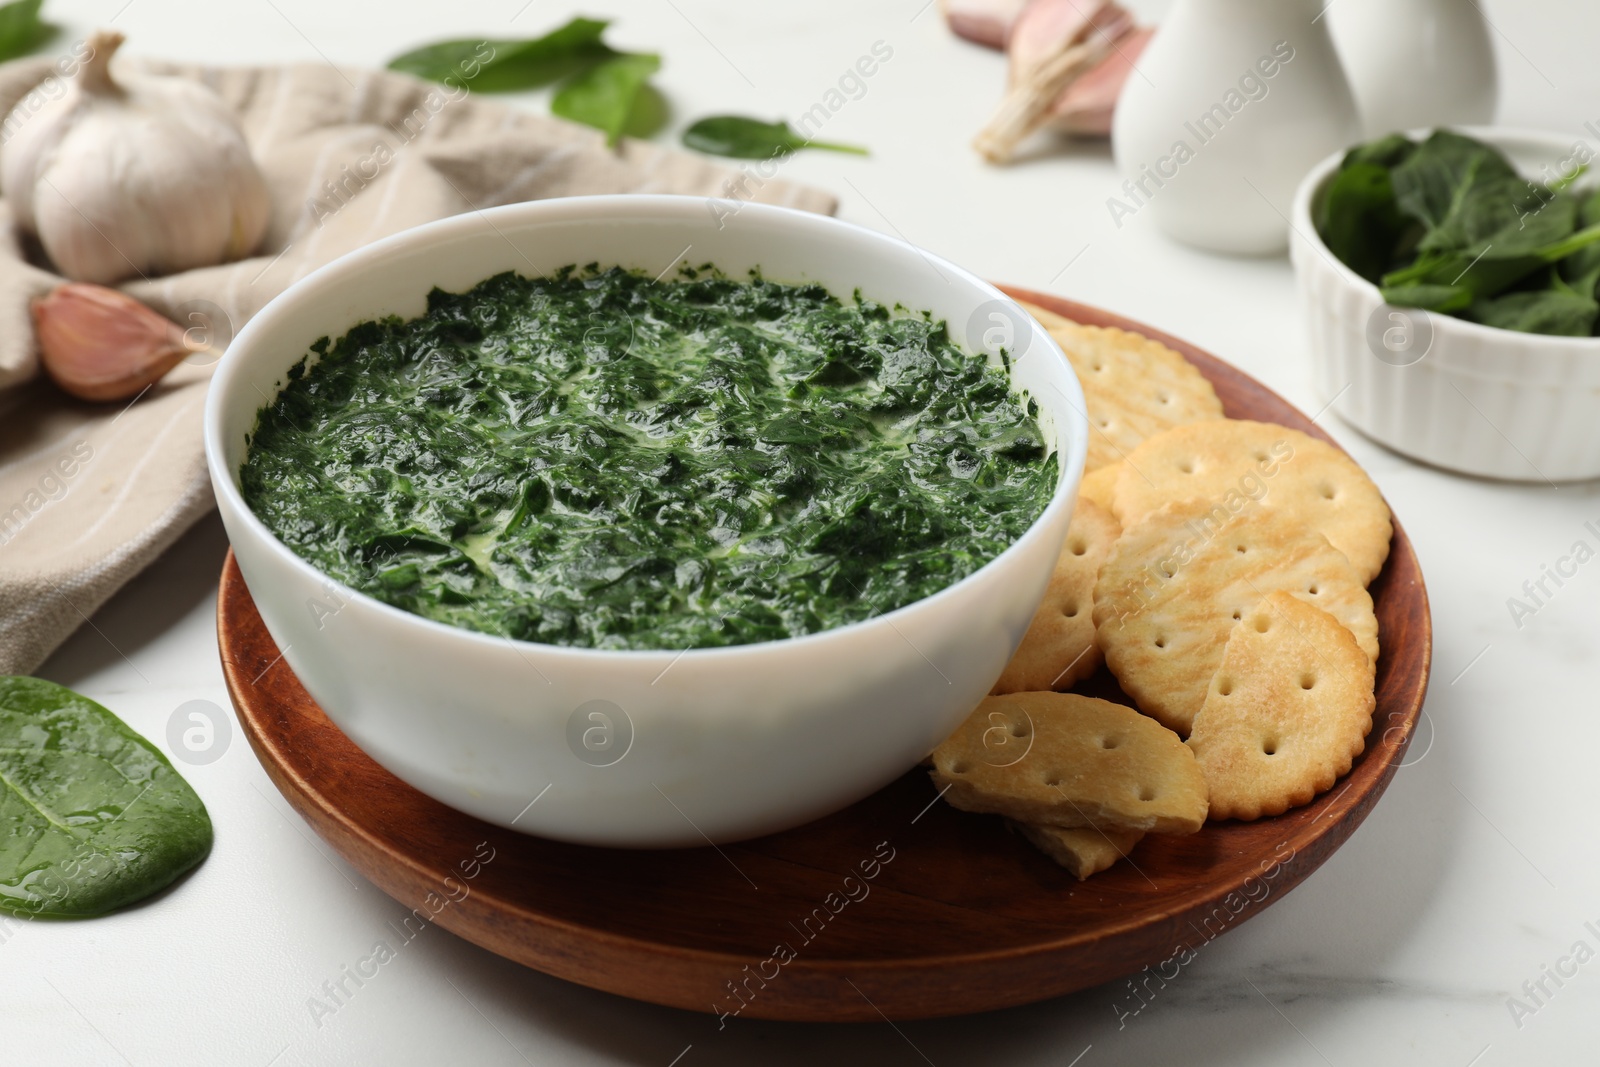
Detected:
[{"left": 241, "top": 267, "right": 1057, "bottom": 650}]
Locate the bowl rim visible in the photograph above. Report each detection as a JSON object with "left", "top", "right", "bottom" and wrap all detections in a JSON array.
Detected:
[
  {"left": 203, "top": 194, "right": 1089, "bottom": 666},
  {"left": 1291, "top": 124, "right": 1600, "bottom": 353}
]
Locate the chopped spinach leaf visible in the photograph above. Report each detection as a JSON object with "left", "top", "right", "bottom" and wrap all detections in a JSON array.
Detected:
[{"left": 241, "top": 268, "right": 1057, "bottom": 650}]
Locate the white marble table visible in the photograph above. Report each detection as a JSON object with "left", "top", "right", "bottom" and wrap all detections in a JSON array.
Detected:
[{"left": 11, "top": 1, "right": 1599, "bottom": 1063}]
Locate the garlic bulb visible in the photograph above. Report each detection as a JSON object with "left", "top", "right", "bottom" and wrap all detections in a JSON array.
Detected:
[{"left": 1, "top": 30, "right": 271, "bottom": 285}]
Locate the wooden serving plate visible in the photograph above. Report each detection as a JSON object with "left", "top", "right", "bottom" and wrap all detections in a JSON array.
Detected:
[{"left": 220, "top": 289, "right": 1430, "bottom": 1022}]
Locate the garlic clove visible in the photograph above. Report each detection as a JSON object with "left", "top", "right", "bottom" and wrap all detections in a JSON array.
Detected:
[
  {"left": 32, "top": 283, "right": 201, "bottom": 402},
  {"left": 973, "top": 0, "right": 1137, "bottom": 163},
  {"left": 942, "top": 0, "right": 1030, "bottom": 50},
  {"left": 1047, "top": 25, "right": 1153, "bottom": 137}
]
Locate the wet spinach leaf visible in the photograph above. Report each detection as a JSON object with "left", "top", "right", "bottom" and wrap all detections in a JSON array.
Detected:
[{"left": 0, "top": 677, "right": 212, "bottom": 918}]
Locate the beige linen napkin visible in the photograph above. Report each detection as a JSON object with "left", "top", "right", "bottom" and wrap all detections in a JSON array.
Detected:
[{"left": 0, "top": 54, "right": 836, "bottom": 673}]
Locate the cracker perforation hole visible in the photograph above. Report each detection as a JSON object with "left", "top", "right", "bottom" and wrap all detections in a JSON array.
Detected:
[
  {"left": 1299, "top": 673, "right": 1316, "bottom": 690},
  {"left": 1308, "top": 583, "right": 1320, "bottom": 595},
  {"left": 1100, "top": 736, "right": 1120, "bottom": 750},
  {"left": 1217, "top": 677, "right": 1233, "bottom": 696},
  {"left": 1253, "top": 617, "right": 1271, "bottom": 633},
  {"left": 1235, "top": 544, "right": 1248, "bottom": 554},
  {"left": 1044, "top": 774, "right": 1062, "bottom": 788},
  {"left": 950, "top": 761, "right": 971, "bottom": 774},
  {"left": 1262, "top": 739, "right": 1278, "bottom": 756},
  {"left": 1138, "top": 786, "right": 1157, "bottom": 802},
  {"left": 1319, "top": 483, "right": 1336, "bottom": 500},
  {"left": 1070, "top": 539, "right": 1087, "bottom": 556},
  {"left": 1063, "top": 602, "right": 1079, "bottom": 619},
  {"left": 1154, "top": 636, "right": 1167, "bottom": 649}
]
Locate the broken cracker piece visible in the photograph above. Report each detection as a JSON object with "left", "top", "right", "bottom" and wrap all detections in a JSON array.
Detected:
[
  {"left": 931, "top": 692, "right": 1208, "bottom": 834},
  {"left": 1014, "top": 821, "right": 1144, "bottom": 880}
]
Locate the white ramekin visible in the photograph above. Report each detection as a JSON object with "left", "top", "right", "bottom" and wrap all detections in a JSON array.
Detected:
[
  {"left": 205, "top": 195, "right": 1088, "bottom": 847},
  {"left": 1291, "top": 127, "right": 1600, "bottom": 482}
]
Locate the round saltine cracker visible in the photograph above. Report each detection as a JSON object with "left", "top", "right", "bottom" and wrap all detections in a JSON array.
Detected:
[
  {"left": 1035, "top": 314, "right": 1225, "bottom": 473},
  {"left": 1112, "top": 419, "right": 1392, "bottom": 584},
  {"left": 1092, "top": 497, "right": 1378, "bottom": 736},
  {"left": 1016, "top": 299, "right": 1075, "bottom": 331},
  {"left": 992, "top": 498, "right": 1120, "bottom": 694},
  {"left": 1078, "top": 461, "right": 1122, "bottom": 513},
  {"left": 1187, "top": 591, "right": 1376, "bottom": 821}
]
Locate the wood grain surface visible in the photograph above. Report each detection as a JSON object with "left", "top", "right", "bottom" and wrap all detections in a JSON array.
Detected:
[{"left": 218, "top": 288, "right": 1431, "bottom": 1022}]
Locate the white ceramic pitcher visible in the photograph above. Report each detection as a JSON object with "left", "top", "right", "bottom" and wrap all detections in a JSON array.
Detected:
[
  {"left": 1110, "top": 0, "right": 1361, "bottom": 255},
  {"left": 1327, "top": 0, "right": 1498, "bottom": 136}
]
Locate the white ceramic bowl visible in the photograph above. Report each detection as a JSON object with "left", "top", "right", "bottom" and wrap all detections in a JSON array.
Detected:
[
  {"left": 1292, "top": 127, "right": 1600, "bottom": 481},
  {"left": 205, "top": 195, "right": 1088, "bottom": 847}
]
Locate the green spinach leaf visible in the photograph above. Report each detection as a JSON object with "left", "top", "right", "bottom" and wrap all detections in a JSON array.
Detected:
[
  {"left": 1559, "top": 185, "right": 1600, "bottom": 300},
  {"left": 1468, "top": 289, "right": 1599, "bottom": 336},
  {"left": 388, "top": 17, "right": 614, "bottom": 93},
  {"left": 0, "top": 0, "right": 54, "bottom": 63},
  {"left": 1561, "top": 250, "right": 1600, "bottom": 299},
  {"left": 682, "top": 116, "right": 868, "bottom": 160},
  {"left": 1342, "top": 132, "right": 1416, "bottom": 170},
  {"left": 0, "top": 677, "right": 212, "bottom": 918},
  {"left": 1390, "top": 129, "right": 1519, "bottom": 234},
  {"left": 1415, "top": 174, "right": 1572, "bottom": 256},
  {"left": 551, "top": 51, "right": 661, "bottom": 145},
  {"left": 1550, "top": 162, "right": 1589, "bottom": 193},
  {"left": 1319, "top": 129, "right": 1600, "bottom": 335},
  {"left": 1315, "top": 161, "right": 1408, "bottom": 283},
  {"left": 1379, "top": 283, "right": 1473, "bottom": 313},
  {"left": 1381, "top": 221, "right": 1600, "bottom": 300}
]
